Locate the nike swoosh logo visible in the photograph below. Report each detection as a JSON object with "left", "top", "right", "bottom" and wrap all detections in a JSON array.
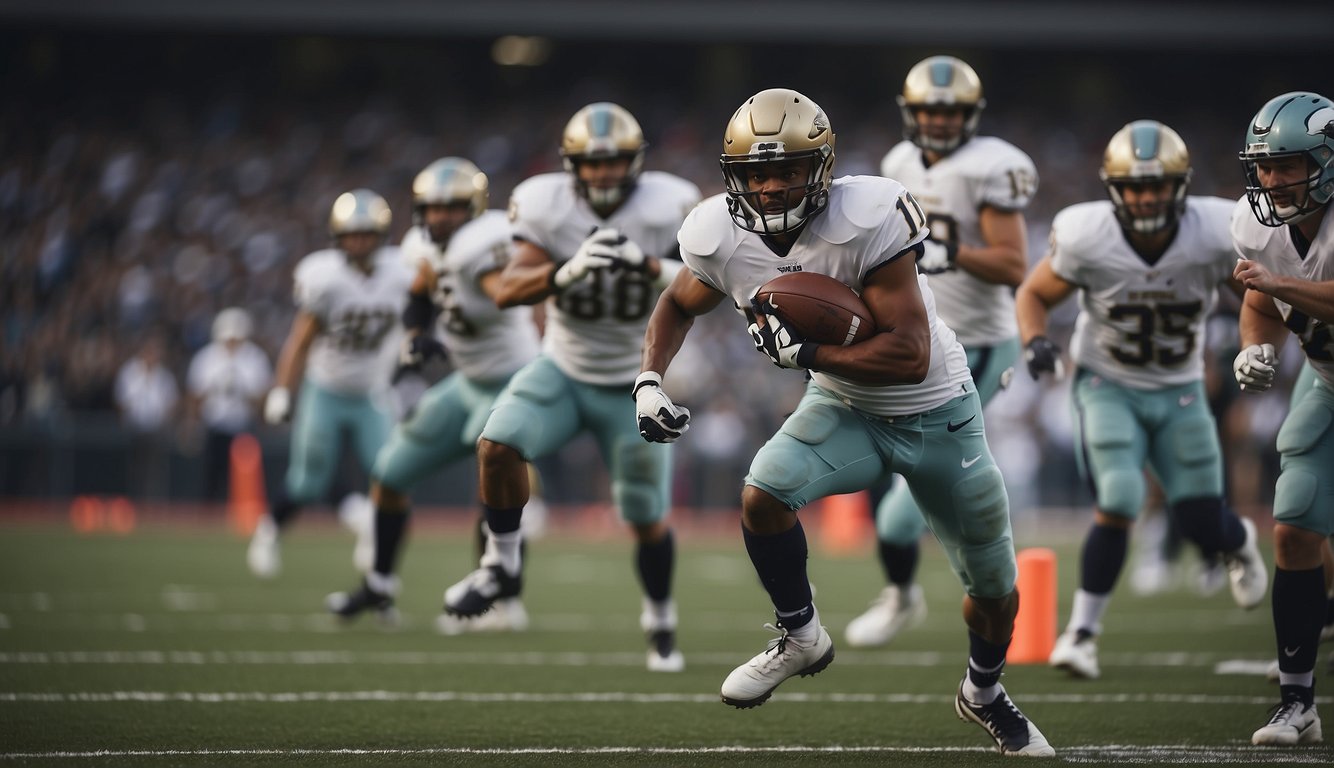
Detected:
[
  {"left": 1178, "top": 395, "right": 1196, "bottom": 407},
  {"left": 1284, "top": 646, "right": 1300, "bottom": 657},
  {"left": 961, "top": 455, "right": 982, "bottom": 469},
  {"left": 947, "top": 415, "right": 975, "bottom": 432}
]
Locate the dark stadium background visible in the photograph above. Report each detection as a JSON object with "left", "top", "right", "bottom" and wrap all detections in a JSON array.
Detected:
[{"left": 1, "top": 1, "right": 1328, "bottom": 520}]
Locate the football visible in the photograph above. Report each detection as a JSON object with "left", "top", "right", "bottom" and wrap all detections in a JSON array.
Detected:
[{"left": 753, "top": 272, "right": 877, "bottom": 346}]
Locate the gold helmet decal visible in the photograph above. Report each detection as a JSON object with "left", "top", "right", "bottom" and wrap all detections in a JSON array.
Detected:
[
  {"left": 898, "top": 56, "right": 985, "bottom": 153},
  {"left": 720, "top": 88, "right": 836, "bottom": 235},
  {"left": 560, "top": 102, "right": 646, "bottom": 209},
  {"left": 412, "top": 157, "right": 489, "bottom": 221}
]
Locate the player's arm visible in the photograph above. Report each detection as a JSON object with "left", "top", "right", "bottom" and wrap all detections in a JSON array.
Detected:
[
  {"left": 641, "top": 268, "right": 726, "bottom": 376},
  {"left": 396, "top": 260, "right": 447, "bottom": 373},
  {"left": 1015, "top": 255, "right": 1076, "bottom": 379},
  {"left": 809, "top": 250, "right": 931, "bottom": 384},
  {"left": 1238, "top": 284, "right": 1289, "bottom": 351},
  {"left": 954, "top": 206, "right": 1028, "bottom": 287},
  {"left": 264, "top": 310, "right": 321, "bottom": 424},
  {"left": 491, "top": 239, "right": 557, "bottom": 307},
  {"left": 1235, "top": 257, "right": 1334, "bottom": 325}
]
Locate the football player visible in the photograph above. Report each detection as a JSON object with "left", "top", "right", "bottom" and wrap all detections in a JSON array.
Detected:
[
  {"left": 324, "top": 159, "right": 541, "bottom": 631},
  {"left": 847, "top": 55, "right": 1037, "bottom": 649},
  {"left": 439, "top": 103, "right": 701, "bottom": 672},
  {"left": 1231, "top": 90, "right": 1334, "bottom": 746},
  {"left": 248, "top": 189, "right": 413, "bottom": 578},
  {"left": 636, "top": 88, "right": 1053, "bottom": 756},
  {"left": 1016, "top": 121, "right": 1268, "bottom": 680}
]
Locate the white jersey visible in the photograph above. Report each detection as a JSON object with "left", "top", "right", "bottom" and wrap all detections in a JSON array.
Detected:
[
  {"left": 1231, "top": 198, "right": 1334, "bottom": 387},
  {"left": 294, "top": 247, "right": 413, "bottom": 395},
  {"left": 510, "top": 170, "right": 701, "bottom": 385},
  {"left": 401, "top": 213, "right": 539, "bottom": 383},
  {"left": 679, "top": 175, "right": 972, "bottom": 417},
  {"left": 187, "top": 340, "right": 272, "bottom": 432},
  {"left": 1050, "top": 197, "right": 1237, "bottom": 389},
  {"left": 881, "top": 136, "right": 1037, "bottom": 346}
]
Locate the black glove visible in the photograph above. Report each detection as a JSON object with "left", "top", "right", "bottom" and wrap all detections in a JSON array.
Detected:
[
  {"left": 1024, "top": 336, "right": 1063, "bottom": 380},
  {"left": 393, "top": 334, "right": 447, "bottom": 383}
]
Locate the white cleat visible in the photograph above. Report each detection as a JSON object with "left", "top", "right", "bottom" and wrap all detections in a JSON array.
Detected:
[
  {"left": 246, "top": 517, "right": 281, "bottom": 579},
  {"left": 844, "top": 583, "right": 927, "bottom": 648},
  {"left": 435, "top": 598, "right": 530, "bottom": 636},
  {"left": 1049, "top": 629, "right": 1100, "bottom": 679},
  {"left": 1226, "top": 518, "right": 1268, "bottom": 610},
  {"left": 641, "top": 601, "right": 684, "bottom": 673},
  {"left": 720, "top": 622, "right": 834, "bottom": 708},
  {"left": 955, "top": 681, "right": 1056, "bottom": 757},
  {"left": 1252, "top": 700, "right": 1322, "bottom": 746}
]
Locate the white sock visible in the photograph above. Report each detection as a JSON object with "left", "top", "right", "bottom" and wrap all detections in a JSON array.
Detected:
[
  {"left": 479, "top": 530, "right": 522, "bottom": 576},
  {"left": 962, "top": 659, "right": 1005, "bottom": 704},
  {"left": 1067, "top": 589, "right": 1108, "bottom": 636},
  {"left": 778, "top": 605, "right": 821, "bottom": 643}
]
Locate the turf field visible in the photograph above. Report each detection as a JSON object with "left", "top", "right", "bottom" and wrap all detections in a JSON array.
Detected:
[{"left": 1, "top": 510, "right": 1330, "bottom": 767}]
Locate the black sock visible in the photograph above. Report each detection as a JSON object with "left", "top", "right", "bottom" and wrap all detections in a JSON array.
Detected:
[
  {"left": 636, "top": 529, "right": 675, "bottom": 602},
  {"left": 269, "top": 494, "right": 300, "bottom": 529},
  {"left": 1171, "top": 497, "right": 1243, "bottom": 559},
  {"left": 1081, "top": 523, "right": 1128, "bottom": 594},
  {"left": 967, "top": 630, "right": 1009, "bottom": 689},
  {"left": 879, "top": 540, "right": 920, "bottom": 586},
  {"left": 482, "top": 503, "right": 523, "bottom": 535},
  {"left": 743, "top": 519, "right": 813, "bottom": 630},
  {"left": 1324, "top": 593, "right": 1334, "bottom": 628},
  {"left": 372, "top": 506, "right": 408, "bottom": 577},
  {"left": 1273, "top": 566, "right": 1326, "bottom": 689}
]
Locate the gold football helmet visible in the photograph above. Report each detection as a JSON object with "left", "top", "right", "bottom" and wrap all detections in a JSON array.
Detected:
[
  {"left": 560, "top": 102, "right": 646, "bottom": 209},
  {"left": 720, "top": 88, "right": 836, "bottom": 235},
  {"left": 413, "top": 157, "right": 488, "bottom": 221},
  {"left": 898, "top": 56, "right": 985, "bottom": 153},
  {"left": 1100, "top": 120, "right": 1191, "bottom": 234},
  {"left": 329, "top": 188, "right": 392, "bottom": 237}
]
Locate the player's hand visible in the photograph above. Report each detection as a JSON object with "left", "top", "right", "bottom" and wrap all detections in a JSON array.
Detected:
[
  {"left": 264, "top": 387, "right": 292, "bottom": 425},
  {"left": 609, "top": 232, "right": 646, "bottom": 272},
  {"left": 916, "top": 239, "right": 957, "bottom": 275},
  {"left": 1234, "top": 343, "right": 1277, "bottom": 392},
  {"left": 552, "top": 228, "right": 620, "bottom": 290},
  {"left": 633, "top": 372, "right": 691, "bottom": 443},
  {"left": 748, "top": 313, "right": 818, "bottom": 370},
  {"left": 1024, "top": 336, "right": 1064, "bottom": 380}
]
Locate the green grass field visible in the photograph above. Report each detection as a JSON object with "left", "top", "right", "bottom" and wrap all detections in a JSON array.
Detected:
[{"left": 1, "top": 512, "right": 1330, "bottom": 767}]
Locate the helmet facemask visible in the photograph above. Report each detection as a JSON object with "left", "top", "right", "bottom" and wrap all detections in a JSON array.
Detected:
[
  {"left": 721, "top": 150, "right": 833, "bottom": 235},
  {"left": 560, "top": 102, "right": 647, "bottom": 212},
  {"left": 1100, "top": 120, "right": 1191, "bottom": 235},
  {"left": 1242, "top": 151, "right": 1332, "bottom": 226}
]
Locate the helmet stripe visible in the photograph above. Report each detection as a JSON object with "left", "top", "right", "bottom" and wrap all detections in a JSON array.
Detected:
[
  {"left": 1130, "top": 122, "right": 1160, "bottom": 161},
  {"left": 928, "top": 59, "right": 954, "bottom": 87}
]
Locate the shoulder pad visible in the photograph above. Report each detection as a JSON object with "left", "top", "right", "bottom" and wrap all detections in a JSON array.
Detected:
[
  {"left": 509, "top": 173, "right": 575, "bottom": 233},
  {"left": 817, "top": 176, "right": 903, "bottom": 245},
  {"left": 1229, "top": 196, "right": 1269, "bottom": 254},
  {"left": 634, "top": 172, "right": 704, "bottom": 228},
  {"left": 879, "top": 141, "right": 919, "bottom": 177},
  {"left": 1051, "top": 201, "right": 1116, "bottom": 253},
  {"left": 677, "top": 194, "right": 730, "bottom": 258}
]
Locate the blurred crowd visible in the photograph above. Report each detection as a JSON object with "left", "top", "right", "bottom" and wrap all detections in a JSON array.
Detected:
[{"left": 0, "top": 30, "right": 1309, "bottom": 512}]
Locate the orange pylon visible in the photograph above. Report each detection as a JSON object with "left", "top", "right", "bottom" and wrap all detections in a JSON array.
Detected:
[
  {"left": 816, "top": 490, "right": 874, "bottom": 556},
  {"left": 1010, "top": 547, "right": 1058, "bottom": 664},
  {"left": 228, "top": 433, "right": 266, "bottom": 536},
  {"left": 105, "top": 496, "right": 137, "bottom": 534}
]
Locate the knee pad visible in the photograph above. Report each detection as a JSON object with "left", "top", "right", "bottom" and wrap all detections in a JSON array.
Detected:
[
  {"left": 1273, "top": 469, "right": 1318, "bottom": 525},
  {"left": 748, "top": 437, "right": 817, "bottom": 494},
  {"left": 1095, "top": 468, "right": 1144, "bottom": 519},
  {"left": 613, "top": 440, "right": 669, "bottom": 525},
  {"left": 1170, "top": 415, "right": 1219, "bottom": 469},
  {"left": 1276, "top": 398, "right": 1333, "bottom": 456},
  {"left": 958, "top": 535, "right": 1018, "bottom": 599}
]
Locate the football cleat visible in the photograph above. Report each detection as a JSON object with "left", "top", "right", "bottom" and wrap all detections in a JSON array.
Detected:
[
  {"left": 325, "top": 574, "right": 399, "bottom": 627},
  {"left": 435, "top": 598, "right": 530, "bottom": 636},
  {"left": 1225, "top": 518, "right": 1268, "bottom": 609},
  {"left": 1252, "top": 699, "right": 1322, "bottom": 746},
  {"left": 246, "top": 517, "right": 280, "bottom": 579},
  {"left": 641, "top": 601, "right": 684, "bottom": 673},
  {"left": 337, "top": 493, "right": 376, "bottom": 574},
  {"left": 720, "top": 622, "right": 834, "bottom": 708},
  {"left": 844, "top": 583, "right": 927, "bottom": 648},
  {"left": 442, "top": 564, "right": 522, "bottom": 618},
  {"left": 1049, "top": 629, "right": 1100, "bottom": 679},
  {"left": 955, "top": 681, "right": 1056, "bottom": 757}
]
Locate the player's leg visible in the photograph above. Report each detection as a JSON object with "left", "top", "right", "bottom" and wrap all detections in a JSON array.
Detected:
[
  {"left": 444, "top": 358, "right": 579, "bottom": 617},
  {"left": 1253, "top": 382, "right": 1332, "bottom": 746},
  {"left": 586, "top": 379, "right": 683, "bottom": 671},
  {"left": 1050, "top": 372, "right": 1149, "bottom": 679},
  {"left": 248, "top": 382, "right": 341, "bottom": 578},
  {"left": 720, "top": 385, "right": 882, "bottom": 708},
  {"left": 905, "top": 388, "right": 1052, "bottom": 756},
  {"left": 1150, "top": 381, "right": 1266, "bottom": 609}
]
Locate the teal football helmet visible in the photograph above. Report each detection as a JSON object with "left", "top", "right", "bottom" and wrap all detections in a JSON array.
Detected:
[{"left": 1239, "top": 91, "right": 1334, "bottom": 226}]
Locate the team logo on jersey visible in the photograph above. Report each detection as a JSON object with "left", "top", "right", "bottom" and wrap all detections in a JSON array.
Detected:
[{"left": 776, "top": 264, "right": 804, "bottom": 273}]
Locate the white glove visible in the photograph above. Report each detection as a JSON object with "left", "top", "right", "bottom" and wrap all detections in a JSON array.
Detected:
[
  {"left": 748, "top": 313, "right": 818, "bottom": 369},
  {"left": 633, "top": 372, "right": 691, "bottom": 443},
  {"left": 1234, "top": 343, "right": 1277, "bottom": 392},
  {"left": 552, "top": 228, "right": 621, "bottom": 290},
  {"left": 611, "top": 235, "right": 645, "bottom": 271},
  {"left": 916, "top": 240, "right": 957, "bottom": 275},
  {"left": 264, "top": 387, "right": 292, "bottom": 424}
]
